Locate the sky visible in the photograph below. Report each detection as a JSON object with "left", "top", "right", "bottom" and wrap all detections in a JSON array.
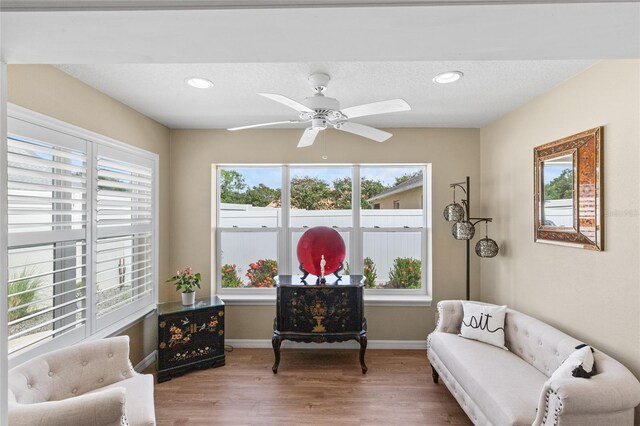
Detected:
[
  {"left": 543, "top": 163, "right": 571, "bottom": 185},
  {"left": 223, "top": 166, "right": 424, "bottom": 189}
]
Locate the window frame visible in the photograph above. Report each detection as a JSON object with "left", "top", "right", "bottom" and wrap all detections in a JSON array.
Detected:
[
  {"left": 213, "top": 163, "right": 432, "bottom": 306},
  {"left": 3, "top": 104, "right": 159, "bottom": 368}
]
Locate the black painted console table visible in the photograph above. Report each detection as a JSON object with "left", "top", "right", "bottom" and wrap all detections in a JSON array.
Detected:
[
  {"left": 272, "top": 275, "right": 367, "bottom": 374},
  {"left": 156, "top": 296, "right": 225, "bottom": 383}
]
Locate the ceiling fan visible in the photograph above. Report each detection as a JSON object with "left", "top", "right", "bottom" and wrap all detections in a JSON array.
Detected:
[{"left": 228, "top": 73, "right": 411, "bottom": 148}]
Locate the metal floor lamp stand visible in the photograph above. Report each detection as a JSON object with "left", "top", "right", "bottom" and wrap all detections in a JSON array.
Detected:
[{"left": 448, "top": 177, "right": 494, "bottom": 301}]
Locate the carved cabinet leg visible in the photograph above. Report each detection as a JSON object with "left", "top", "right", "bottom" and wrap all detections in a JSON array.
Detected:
[
  {"left": 431, "top": 365, "right": 439, "bottom": 384},
  {"left": 272, "top": 335, "right": 282, "bottom": 374},
  {"left": 358, "top": 335, "right": 368, "bottom": 374}
]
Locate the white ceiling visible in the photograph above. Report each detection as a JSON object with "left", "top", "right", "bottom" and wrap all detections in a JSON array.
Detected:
[
  {"left": 2, "top": 0, "right": 637, "bottom": 11},
  {"left": 2, "top": 2, "right": 638, "bottom": 128},
  {"left": 57, "top": 61, "right": 596, "bottom": 128},
  {"left": 2, "top": 3, "right": 639, "bottom": 63}
]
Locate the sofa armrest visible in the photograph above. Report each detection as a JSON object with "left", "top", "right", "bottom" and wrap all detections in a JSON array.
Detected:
[
  {"left": 9, "top": 387, "right": 126, "bottom": 426},
  {"left": 434, "top": 300, "right": 464, "bottom": 334},
  {"left": 533, "top": 353, "right": 640, "bottom": 424}
]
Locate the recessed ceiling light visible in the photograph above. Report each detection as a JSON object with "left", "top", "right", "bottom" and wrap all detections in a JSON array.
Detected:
[
  {"left": 185, "top": 77, "right": 213, "bottom": 89},
  {"left": 432, "top": 71, "right": 464, "bottom": 84}
]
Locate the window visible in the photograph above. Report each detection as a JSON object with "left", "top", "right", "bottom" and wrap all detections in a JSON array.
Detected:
[
  {"left": 215, "top": 165, "right": 430, "bottom": 301},
  {"left": 3, "top": 110, "right": 158, "bottom": 365},
  {"left": 217, "top": 166, "right": 281, "bottom": 289},
  {"left": 361, "top": 166, "right": 426, "bottom": 291}
]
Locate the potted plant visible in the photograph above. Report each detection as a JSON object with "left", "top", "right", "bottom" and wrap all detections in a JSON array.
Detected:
[{"left": 166, "top": 266, "right": 202, "bottom": 305}]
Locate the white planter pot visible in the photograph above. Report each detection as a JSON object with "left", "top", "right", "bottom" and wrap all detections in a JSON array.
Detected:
[{"left": 181, "top": 291, "right": 196, "bottom": 305}]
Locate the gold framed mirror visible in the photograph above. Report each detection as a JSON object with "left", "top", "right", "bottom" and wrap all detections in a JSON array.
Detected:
[{"left": 534, "top": 127, "right": 603, "bottom": 250}]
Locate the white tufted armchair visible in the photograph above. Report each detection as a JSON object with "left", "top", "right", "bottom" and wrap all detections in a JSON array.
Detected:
[{"left": 8, "top": 335, "right": 156, "bottom": 426}]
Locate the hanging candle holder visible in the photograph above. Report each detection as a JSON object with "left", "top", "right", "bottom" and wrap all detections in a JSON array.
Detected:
[{"left": 475, "top": 220, "right": 499, "bottom": 258}]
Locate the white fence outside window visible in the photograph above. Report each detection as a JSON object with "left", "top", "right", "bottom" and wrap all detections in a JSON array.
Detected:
[{"left": 219, "top": 205, "right": 423, "bottom": 284}]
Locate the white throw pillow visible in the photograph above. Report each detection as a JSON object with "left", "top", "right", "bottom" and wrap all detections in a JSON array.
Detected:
[
  {"left": 550, "top": 345, "right": 595, "bottom": 380},
  {"left": 459, "top": 302, "right": 508, "bottom": 350}
]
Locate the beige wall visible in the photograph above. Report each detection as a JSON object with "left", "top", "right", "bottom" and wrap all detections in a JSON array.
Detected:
[
  {"left": 479, "top": 60, "right": 640, "bottom": 378},
  {"left": 7, "top": 65, "right": 171, "bottom": 365},
  {"left": 374, "top": 186, "right": 423, "bottom": 209},
  {"left": 170, "top": 127, "right": 481, "bottom": 340}
]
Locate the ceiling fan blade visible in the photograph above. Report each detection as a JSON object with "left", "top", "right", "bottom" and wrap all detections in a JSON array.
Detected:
[
  {"left": 297, "top": 128, "right": 320, "bottom": 148},
  {"left": 259, "top": 93, "right": 314, "bottom": 113},
  {"left": 228, "top": 120, "right": 303, "bottom": 131},
  {"left": 341, "top": 99, "right": 411, "bottom": 119},
  {"left": 336, "top": 122, "right": 392, "bottom": 143}
]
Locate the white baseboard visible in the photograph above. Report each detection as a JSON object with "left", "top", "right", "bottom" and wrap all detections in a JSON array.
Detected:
[
  {"left": 225, "top": 339, "right": 426, "bottom": 350},
  {"left": 134, "top": 350, "right": 157, "bottom": 372},
  {"left": 133, "top": 341, "right": 425, "bottom": 371}
]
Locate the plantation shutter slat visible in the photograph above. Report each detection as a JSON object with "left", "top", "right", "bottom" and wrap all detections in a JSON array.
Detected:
[{"left": 8, "top": 152, "right": 86, "bottom": 174}]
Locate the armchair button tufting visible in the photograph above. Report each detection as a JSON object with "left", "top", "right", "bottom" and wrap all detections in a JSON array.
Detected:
[
  {"left": 108, "top": 353, "right": 113, "bottom": 358},
  {"left": 27, "top": 384, "right": 32, "bottom": 389},
  {"left": 72, "top": 388, "right": 77, "bottom": 394},
  {"left": 48, "top": 371, "right": 54, "bottom": 377},
  {"left": 122, "top": 371, "right": 128, "bottom": 376},
  {"left": 98, "top": 378, "right": 104, "bottom": 383},
  {"left": 82, "top": 361, "right": 88, "bottom": 366}
]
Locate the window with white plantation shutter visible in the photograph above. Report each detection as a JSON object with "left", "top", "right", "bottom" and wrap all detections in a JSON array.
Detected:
[
  {"left": 4, "top": 109, "right": 158, "bottom": 366},
  {"left": 95, "top": 147, "right": 154, "bottom": 330},
  {"left": 6, "top": 118, "right": 89, "bottom": 358}
]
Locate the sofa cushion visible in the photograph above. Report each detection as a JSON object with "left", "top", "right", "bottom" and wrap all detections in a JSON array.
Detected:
[
  {"left": 429, "top": 331, "right": 547, "bottom": 425},
  {"left": 550, "top": 345, "right": 595, "bottom": 381},
  {"left": 460, "top": 301, "right": 507, "bottom": 350},
  {"left": 88, "top": 373, "right": 156, "bottom": 426}
]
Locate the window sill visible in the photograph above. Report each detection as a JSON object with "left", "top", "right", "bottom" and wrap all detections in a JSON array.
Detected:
[
  {"left": 217, "top": 293, "right": 431, "bottom": 307},
  {"left": 364, "top": 294, "right": 432, "bottom": 307}
]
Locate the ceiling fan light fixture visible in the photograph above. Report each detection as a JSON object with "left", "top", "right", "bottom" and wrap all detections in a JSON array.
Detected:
[
  {"left": 311, "top": 118, "right": 328, "bottom": 130},
  {"left": 185, "top": 77, "right": 213, "bottom": 89},
  {"left": 432, "top": 71, "right": 464, "bottom": 84}
]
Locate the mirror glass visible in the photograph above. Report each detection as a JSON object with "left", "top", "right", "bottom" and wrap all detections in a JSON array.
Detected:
[{"left": 542, "top": 154, "right": 574, "bottom": 228}]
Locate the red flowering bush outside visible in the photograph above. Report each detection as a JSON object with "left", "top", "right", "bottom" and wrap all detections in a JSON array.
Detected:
[
  {"left": 246, "top": 259, "right": 278, "bottom": 288},
  {"left": 363, "top": 257, "right": 378, "bottom": 288},
  {"left": 221, "top": 264, "right": 243, "bottom": 288},
  {"left": 388, "top": 257, "right": 421, "bottom": 289}
]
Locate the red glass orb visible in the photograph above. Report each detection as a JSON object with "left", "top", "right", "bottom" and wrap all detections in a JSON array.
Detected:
[{"left": 296, "top": 226, "right": 346, "bottom": 276}]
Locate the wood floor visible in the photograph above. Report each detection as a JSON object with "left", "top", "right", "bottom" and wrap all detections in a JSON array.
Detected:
[{"left": 149, "top": 348, "right": 470, "bottom": 426}]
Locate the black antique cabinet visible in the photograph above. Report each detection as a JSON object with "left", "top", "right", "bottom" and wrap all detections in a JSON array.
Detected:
[
  {"left": 272, "top": 275, "right": 367, "bottom": 374},
  {"left": 157, "top": 296, "right": 225, "bottom": 383}
]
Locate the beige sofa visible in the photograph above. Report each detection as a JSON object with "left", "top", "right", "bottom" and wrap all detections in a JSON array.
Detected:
[
  {"left": 427, "top": 300, "right": 640, "bottom": 426},
  {"left": 8, "top": 335, "right": 155, "bottom": 426}
]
